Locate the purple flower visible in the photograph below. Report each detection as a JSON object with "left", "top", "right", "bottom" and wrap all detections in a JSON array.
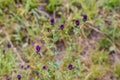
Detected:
[
  {"left": 6, "top": 78, "right": 11, "bottom": 80},
  {"left": 17, "top": 74, "right": 21, "bottom": 80},
  {"left": 50, "top": 17, "right": 54, "bottom": 25},
  {"left": 36, "top": 71, "right": 39, "bottom": 75},
  {"left": 82, "top": 14, "right": 87, "bottom": 22},
  {"left": 60, "top": 24, "right": 64, "bottom": 30},
  {"left": 7, "top": 44, "right": 11, "bottom": 48},
  {"left": 75, "top": 20, "right": 80, "bottom": 26},
  {"left": 42, "top": 65, "right": 47, "bottom": 70},
  {"left": 35, "top": 45, "right": 41, "bottom": 52},
  {"left": 68, "top": 64, "right": 73, "bottom": 70},
  {"left": 27, "top": 64, "right": 30, "bottom": 68}
]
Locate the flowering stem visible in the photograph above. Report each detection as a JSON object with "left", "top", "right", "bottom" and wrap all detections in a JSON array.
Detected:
[{"left": 4, "top": 31, "right": 25, "bottom": 65}]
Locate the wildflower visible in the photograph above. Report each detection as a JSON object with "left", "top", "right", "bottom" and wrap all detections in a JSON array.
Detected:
[
  {"left": 68, "top": 64, "right": 73, "bottom": 70},
  {"left": 82, "top": 14, "right": 87, "bottom": 22},
  {"left": 7, "top": 44, "right": 11, "bottom": 48},
  {"left": 60, "top": 24, "right": 64, "bottom": 30},
  {"left": 17, "top": 74, "right": 21, "bottom": 80},
  {"left": 27, "top": 64, "right": 30, "bottom": 68},
  {"left": 42, "top": 65, "right": 47, "bottom": 70},
  {"left": 75, "top": 20, "right": 80, "bottom": 26},
  {"left": 36, "top": 71, "right": 39, "bottom": 76},
  {"left": 6, "top": 78, "right": 11, "bottom": 80},
  {"left": 35, "top": 45, "right": 41, "bottom": 52},
  {"left": 50, "top": 17, "right": 54, "bottom": 25}
]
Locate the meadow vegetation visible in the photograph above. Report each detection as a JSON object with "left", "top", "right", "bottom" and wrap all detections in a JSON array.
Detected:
[{"left": 0, "top": 0, "right": 120, "bottom": 80}]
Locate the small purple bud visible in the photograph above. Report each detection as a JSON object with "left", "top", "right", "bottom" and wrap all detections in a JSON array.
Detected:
[
  {"left": 17, "top": 74, "right": 21, "bottom": 80},
  {"left": 82, "top": 14, "right": 87, "bottom": 22},
  {"left": 42, "top": 65, "right": 47, "bottom": 70},
  {"left": 50, "top": 17, "right": 54, "bottom": 25},
  {"left": 6, "top": 78, "right": 11, "bottom": 80},
  {"left": 60, "top": 24, "right": 64, "bottom": 30},
  {"left": 7, "top": 44, "right": 11, "bottom": 48},
  {"left": 68, "top": 64, "right": 73, "bottom": 70},
  {"left": 35, "top": 45, "right": 41, "bottom": 52},
  {"left": 75, "top": 20, "right": 80, "bottom": 26},
  {"left": 27, "top": 64, "right": 30, "bottom": 68},
  {"left": 36, "top": 71, "right": 39, "bottom": 75}
]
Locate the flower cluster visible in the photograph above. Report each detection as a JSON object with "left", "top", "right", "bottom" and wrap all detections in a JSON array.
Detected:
[
  {"left": 35, "top": 45, "right": 41, "bottom": 53},
  {"left": 42, "top": 65, "right": 47, "bottom": 70},
  {"left": 68, "top": 64, "right": 74, "bottom": 70},
  {"left": 60, "top": 24, "right": 64, "bottom": 30},
  {"left": 75, "top": 20, "right": 80, "bottom": 26},
  {"left": 17, "top": 74, "right": 21, "bottom": 80},
  {"left": 82, "top": 14, "right": 87, "bottom": 22},
  {"left": 7, "top": 44, "right": 11, "bottom": 48},
  {"left": 50, "top": 17, "right": 55, "bottom": 25}
]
